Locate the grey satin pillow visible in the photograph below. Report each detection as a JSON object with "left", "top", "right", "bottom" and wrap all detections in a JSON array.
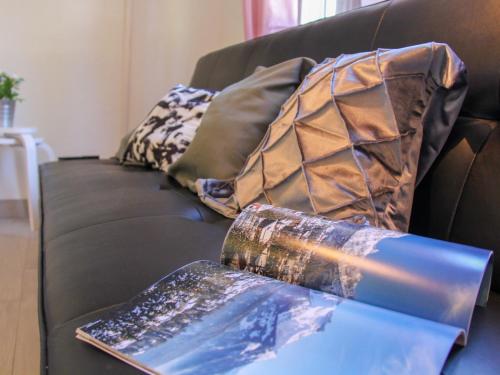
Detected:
[
  {"left": 168, "top": 57, "right": 316, "bottom": 191},
  {"left": 195, "top": 43, "right": 468, "bottom": 232}
]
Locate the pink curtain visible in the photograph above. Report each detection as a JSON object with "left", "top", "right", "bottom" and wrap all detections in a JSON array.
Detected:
[{"left": 243, "top": 0, "right": 300, "bottom": 40}]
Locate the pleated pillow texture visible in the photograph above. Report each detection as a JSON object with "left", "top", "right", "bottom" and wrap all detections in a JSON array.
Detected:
[{"left": 195, "top": 43, "right": 468, "bottom": 232}]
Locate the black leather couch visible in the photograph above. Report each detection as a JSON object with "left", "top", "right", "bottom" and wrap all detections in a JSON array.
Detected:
[{"left": 38, "top": 0, "right": 500, "bottom": 373}]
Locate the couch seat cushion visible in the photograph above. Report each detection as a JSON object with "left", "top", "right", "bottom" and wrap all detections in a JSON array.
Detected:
[
  {"left": 40, "top": 159, "right": 231, "bottom": 331},
  {"left": 40, "top": 159, "right": 225, "bottom": 242},
  {"left": 43, "top": 215, "right": 231, "bottom": 332}
]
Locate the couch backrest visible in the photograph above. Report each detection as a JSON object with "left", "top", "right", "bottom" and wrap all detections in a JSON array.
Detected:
[{"left": 190, "top": 0, "right": 500, "bottom": 290}]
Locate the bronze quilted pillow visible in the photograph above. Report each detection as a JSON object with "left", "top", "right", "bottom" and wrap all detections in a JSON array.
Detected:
[{"left": 196, "top": 43, "right": 467, "bottom": 232}]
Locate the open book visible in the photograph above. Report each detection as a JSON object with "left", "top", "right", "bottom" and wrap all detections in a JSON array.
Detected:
[{"left": 76, "top": 204, "right": 492, "bottom": 375}]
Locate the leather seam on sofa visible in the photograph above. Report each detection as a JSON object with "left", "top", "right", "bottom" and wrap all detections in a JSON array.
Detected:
[
  {"left": 43, "top": 212, "right": 206, "bottom": 245},
  {"left": 446, "top": 123, "right": 498, "bottom": 239},
  {"left": 38, "top": 166, "right": 49, "bottom": 375},
  {"left": 49, "top": 302, "right": 124, "bottom": 334},
  {"left": 369, "top": 0, "right": 391, "bottom": 50},
  {"left": 161, "top": 186, "right": 212, "bottom": 222}
]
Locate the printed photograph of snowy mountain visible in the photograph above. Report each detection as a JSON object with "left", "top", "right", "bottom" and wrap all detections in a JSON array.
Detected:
[
  {"left": 221, "top": 204, "right": 491, "bottom": 336},
  {"left": 222, "top": 203, "right": 404, "bottom": 298},
  {"left": 77, "top": 260, "right": 341, "bottom": 374},
  {"left": 77, "top": 260, "right": 462, "bottom": 375}
]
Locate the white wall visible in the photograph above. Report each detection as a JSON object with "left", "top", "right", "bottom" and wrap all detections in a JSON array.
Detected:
[
  {"left": 0, "top": 0, "right": 129, "bottom": 199},
  {"left": 127, "top": 0, "right": 244, "bottom": 129},
  {"left": 0, "top": 0, "right": 244, "bottom": 200}
]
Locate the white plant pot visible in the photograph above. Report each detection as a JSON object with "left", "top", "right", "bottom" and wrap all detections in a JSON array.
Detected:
[{"left": 1, "top": 99, "right": 16, "bottom": 128}]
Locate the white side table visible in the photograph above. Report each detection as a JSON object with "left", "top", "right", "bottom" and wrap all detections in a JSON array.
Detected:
[{"left": 0, "top": 127, "right": 57, "bottom": 230}]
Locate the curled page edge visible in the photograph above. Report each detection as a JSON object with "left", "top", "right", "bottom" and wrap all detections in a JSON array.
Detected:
[{"left": 477, "top": 255, "right": 493, "bottom": 306}]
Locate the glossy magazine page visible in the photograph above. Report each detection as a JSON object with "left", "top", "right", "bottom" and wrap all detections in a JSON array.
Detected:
[
  {"left": 221, "top": 204, "right": 492, "bottom": 343},
  {"left": 76, "top": 260, "right": 463, "bottom": 375}
]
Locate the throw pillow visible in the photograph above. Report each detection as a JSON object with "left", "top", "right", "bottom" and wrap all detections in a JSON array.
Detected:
[
  {"left": 195, "top": 43, "right": 468, "bottom": 232},
  {"left": 123, "top": 84, "right": 218, "bottom": 172},
  {"left": 168, "top": 57, "right": 316, "bottom": 191},
  {"left": 114, "top": 128, "right": 134, "bottom": 162}
]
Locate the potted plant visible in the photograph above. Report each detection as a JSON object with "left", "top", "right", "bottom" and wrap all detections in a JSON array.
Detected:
[{"left": 0, "top": 71, "right": 23, "bottom": 128}]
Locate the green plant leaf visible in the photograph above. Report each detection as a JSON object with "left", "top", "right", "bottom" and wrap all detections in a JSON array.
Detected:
[{"left": 0, "top": 72, "right": 23, "bottom": 101}]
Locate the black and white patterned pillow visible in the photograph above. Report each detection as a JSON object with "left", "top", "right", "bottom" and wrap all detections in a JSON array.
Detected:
[{"left": 124, "top": 84, "right": 218, "bottom": 172}]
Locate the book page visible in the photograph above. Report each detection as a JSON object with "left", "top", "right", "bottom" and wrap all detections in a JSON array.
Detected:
[
  {"left": 77, "top": 260, "right": 463, "bottom": 375},
  {"left": 221, "top": 204, "right": 492, "bottom": 343}
]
